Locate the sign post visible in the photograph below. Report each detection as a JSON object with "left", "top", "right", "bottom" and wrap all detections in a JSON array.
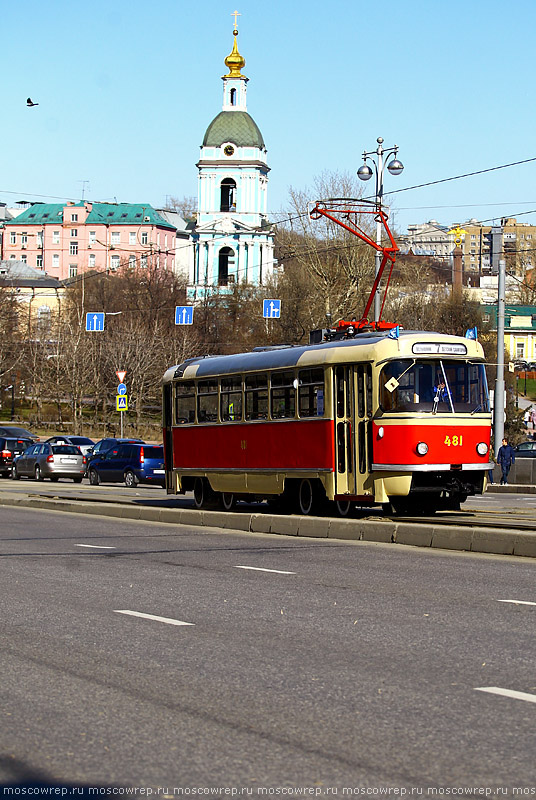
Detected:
[{"left": 116, "top": 370, "right": 127, "bottom": 438}]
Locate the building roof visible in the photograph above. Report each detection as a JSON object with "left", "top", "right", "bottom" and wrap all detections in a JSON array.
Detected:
[
  {"left": 202, "top": 111, "right": 265, "bottom": 148},
  {"left": 3, "top": 202, "right": 176, "bottom": 230},
  {"left": 85, "top": 203, "right": 175, "bottom": 229},
  {"left": 0, "top": 260, "right": 61, "bottom": 288}
]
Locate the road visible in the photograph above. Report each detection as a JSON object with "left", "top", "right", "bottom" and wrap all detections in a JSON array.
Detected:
[{"left": 1, "top": 503, "right": 536, "bottom": 795}]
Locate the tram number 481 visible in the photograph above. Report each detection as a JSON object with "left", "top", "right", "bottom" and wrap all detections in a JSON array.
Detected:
[{"left": 444, "top": 435, "right": 463, "bottom": 446}]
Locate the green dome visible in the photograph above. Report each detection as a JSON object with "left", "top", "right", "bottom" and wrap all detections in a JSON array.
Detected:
[{"left": 202, "top": 111, "right": 265, "bottom": 148}]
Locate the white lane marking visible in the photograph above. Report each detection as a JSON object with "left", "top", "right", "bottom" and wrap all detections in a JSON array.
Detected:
[
  {"left": 235, "top": 565, "right": 296, "bottom": 575},
  {"left": 114, "top": 610, "right": 194, "bottom": 626},
  {"left": 497, "top": 599, "right": 536, "bottom": 606},
  {"left": 75, "top": 544, "right": 116, "bottom": 549},
  {"left": 475, "top": 687, "right": 536, "bottom": 704}
]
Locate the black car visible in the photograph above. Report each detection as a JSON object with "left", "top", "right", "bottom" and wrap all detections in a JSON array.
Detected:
[
  {"left": 85, "top": 437, "right": 145, "bottom": 470},
  {"left": 514, "top": 441, "right": 536, "bottom": 458},
  {"left": 0, "top": 426, "right": 38, "bottom": 441},
  {"left": 0, "top": 437, "right": 34, "bottom": 477}
]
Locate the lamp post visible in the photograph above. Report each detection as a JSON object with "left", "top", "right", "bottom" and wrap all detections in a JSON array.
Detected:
[{"left": 357, "top": 137, "right": 404, "bottom": 321}]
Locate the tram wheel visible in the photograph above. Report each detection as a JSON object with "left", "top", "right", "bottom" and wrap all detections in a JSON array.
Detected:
[
  {"left": 297, "top": 479, "right": 324, "bottom": 516},
  {"left": 334, "top": 499, "right": 352, "bottom": 517},
  {"left": 220, "top": 492, "right": 236, "bottom": 511},
  {"left": 193, "top": 477, "right": 205, "bottom": 509},
  {"left": 193, "top": 477, "right": 218, "bottom": 509}
]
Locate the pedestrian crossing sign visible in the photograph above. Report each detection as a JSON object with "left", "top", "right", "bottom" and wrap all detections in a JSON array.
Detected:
[{"left": 116, "top": 395, "right": 128, "bottom": 411}]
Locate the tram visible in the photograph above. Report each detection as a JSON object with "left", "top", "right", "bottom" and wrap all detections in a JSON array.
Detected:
[{"left": 162, "top": 324, "right": 492, "bottom": 515}]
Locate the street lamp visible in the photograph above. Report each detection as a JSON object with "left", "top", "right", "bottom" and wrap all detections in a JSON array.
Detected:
[{"left": 358, "top": 137, "right": 404, "bottom": 321}]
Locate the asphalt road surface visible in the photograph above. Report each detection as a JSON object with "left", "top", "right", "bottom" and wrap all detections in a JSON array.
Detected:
[{"left": 1, "top": 505, "right": 536, "bottom": 796}]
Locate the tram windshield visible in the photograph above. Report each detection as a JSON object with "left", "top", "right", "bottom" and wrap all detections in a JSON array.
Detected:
[{"left": 379, "top": 359, "right": 490, "bottom": 413}]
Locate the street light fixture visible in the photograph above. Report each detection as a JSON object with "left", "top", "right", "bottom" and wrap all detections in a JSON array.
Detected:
[{"left": 358, "top": 137, "right": 404, "bottom": 321}]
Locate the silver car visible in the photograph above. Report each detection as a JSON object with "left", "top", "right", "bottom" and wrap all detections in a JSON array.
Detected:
[
  {"left": 45, "top": 435, "right": 95, "bottom": 456},
  {"left": 13, "top": 442, "right": 86, "bottom": 482}
]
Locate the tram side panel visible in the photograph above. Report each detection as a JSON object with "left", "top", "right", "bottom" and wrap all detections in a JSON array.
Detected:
[{"left": 171, "top": 419, "right": 335, "bottom": 496}]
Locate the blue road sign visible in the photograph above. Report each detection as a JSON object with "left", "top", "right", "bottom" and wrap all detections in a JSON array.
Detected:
[
  {"left": 263, "top": 299, "right": 281, "bottom": 319},
  {"left": 116, "top": 395, "right": 128, "bottom": 411},
  {"left": 175, "top": 306, "right": 194, "bottom": 325},
  {"left": 117, "top": 383, "right": 127, "bottom": 395},
  {"left": 86, "top": 312, "right": 105, "bottom": 332}
]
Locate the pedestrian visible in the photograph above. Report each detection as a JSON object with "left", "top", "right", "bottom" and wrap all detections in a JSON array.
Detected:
[
  {"left": 488, "top": 449, "right": 496, "bottom": 485},
  {"left": 497, "top": 437, "right": 516, "bottom": 485}
]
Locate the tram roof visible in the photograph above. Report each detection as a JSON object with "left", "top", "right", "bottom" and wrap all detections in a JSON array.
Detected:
[{"left": 163, "top": 330, "right": 484, "bottom": 384}]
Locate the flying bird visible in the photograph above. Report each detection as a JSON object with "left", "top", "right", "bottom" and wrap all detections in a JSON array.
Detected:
[{"left": 26, "top": 97, "right": 38, "bottom": 107}]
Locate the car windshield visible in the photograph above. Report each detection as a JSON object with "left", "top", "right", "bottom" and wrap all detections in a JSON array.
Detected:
[
  {"left": 379, "top": 359, "right": 490, "bottom": 413},
  {"left": 144, "top": 447, "right": 164, "bottom": 459},
  {"left": 70, "top": 437, "right": 94, "bottom": 444},
  {"left": 51, "top": 445, "right": 81, "bottom": 455},
  {"left": 5, "top": 439, "right": 31, "bottom": 451}
]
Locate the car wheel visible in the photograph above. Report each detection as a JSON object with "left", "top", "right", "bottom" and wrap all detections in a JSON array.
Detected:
[
  {"left": 88, "top": 468, "right": 100, "bottom": 486},
  {"left": 73, "top": 477, "right": 83, "bottom": 483},
  {"left": 50, "top": 477, "right": 59, "bottom": 482},
  {"left": 124, "top": 470, "right": 138, "bottom": 488},
  {"left": 34, "top": 465, "right": 44, "bottom": 482},
  {"left": 12, "top": 466, "right": 20, "bottom": 480}
]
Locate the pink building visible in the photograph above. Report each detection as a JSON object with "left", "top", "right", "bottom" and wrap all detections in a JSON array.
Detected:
[{"left": 1, "top": 201, "right": 179, "bottom": 280}]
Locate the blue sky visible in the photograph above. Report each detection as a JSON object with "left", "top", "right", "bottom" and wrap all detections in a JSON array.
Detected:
[{"left": 3, "top": 0, "right": 536, "bottom": 233}]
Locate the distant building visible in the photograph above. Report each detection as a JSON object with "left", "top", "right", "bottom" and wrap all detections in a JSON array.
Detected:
[
  {"left": 401, "top": 220, "right": 455, "bottom": 261},
  {"left": 188, "top": 22, "right": 275, "bottom": 299},
  {"left": 0, "top": 260, "right": 64, "bottom": 332},
  {"left": 460, "top": 217, "right": 536, "bottom": 277},
  {"left": 1, "top": 201, "right": 189, "bottom": 281},
  {"left": 403, "top": 217, "right": 536, "bottom": 283},
  {"left": 481, "top": 303, "right": 536, "bottom": 363}
]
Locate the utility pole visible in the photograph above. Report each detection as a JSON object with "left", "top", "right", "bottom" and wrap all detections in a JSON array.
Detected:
[{"left": 493, "top": 258, "right": 506, "bottom": 452}]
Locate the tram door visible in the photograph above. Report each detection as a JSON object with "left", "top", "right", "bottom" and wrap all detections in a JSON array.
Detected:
[
  {"left": 334, "top": 366, "right": 358, "bottom": 497},
  {"left": 355, "top": 364, "right": 373, "bottom": 493}
]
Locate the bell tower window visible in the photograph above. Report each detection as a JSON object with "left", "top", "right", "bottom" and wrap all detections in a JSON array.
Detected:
[
  {"left": 218, "top": 247, "right": 235, "bottom": 286},
  {"left": 230, "top": 88, "right": 236, "bottom": 106},
  {"left": 220, "top": 178, "right": 237, "bottom": 212}
]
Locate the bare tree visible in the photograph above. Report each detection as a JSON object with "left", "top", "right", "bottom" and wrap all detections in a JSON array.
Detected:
[
  {"left": 163, "top": 195, "right": 198, "bottom": 221},
  {"left": 278, "top": 171, "right": 376, "bottom": 327}
]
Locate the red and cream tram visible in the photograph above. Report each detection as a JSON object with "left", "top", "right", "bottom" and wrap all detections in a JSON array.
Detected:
[{"left": 162, "top": 325, "right": 492, "bottom": 515}]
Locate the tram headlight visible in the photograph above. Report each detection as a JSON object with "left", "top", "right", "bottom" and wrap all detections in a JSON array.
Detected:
[
  {"left": 416, "top": 442, "right": 429, "bottom": 456},
  {"left": 377, "top": 426, "right": 385, "bottom": 439},
  {"left": 476, "top": 442, "right": 489, "bottom": 456}
]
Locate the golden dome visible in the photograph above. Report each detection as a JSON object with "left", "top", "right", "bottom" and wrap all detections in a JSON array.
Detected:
[{"left": 224, "top": 29, "right": 246, "bottom": 77}]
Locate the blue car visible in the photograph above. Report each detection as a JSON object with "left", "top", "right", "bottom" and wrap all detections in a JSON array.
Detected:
[{"left": 87, "top": 443, "right": 165, "bottom": 487}]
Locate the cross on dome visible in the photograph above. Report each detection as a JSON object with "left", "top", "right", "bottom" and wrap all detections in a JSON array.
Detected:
[{"left": 224, "top": 11, "right": 246, "bottom": 77}]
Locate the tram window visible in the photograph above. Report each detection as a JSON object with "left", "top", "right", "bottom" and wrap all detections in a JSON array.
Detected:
[
  {"left": 336, "top": 366, "right": 349, "bottom": 418},
  {"left": 357, "top": 366, "right": 365, "bottom": 418},
  {"left": 175, "top": 381, "right": 196, "bottom": 424},
  {"left": 298, "top": 369, "right": 324, "bottom": 417},
  {"left": 221, "top": 377, "right": 242, "bottom": 421},
  {"left": 197, "top": 379, "right": 218, "bottom": 422},
  {"left": 366, "top": 364, "right": 373, "bottom": 417},
  {"left": 379, "top": 359, "right": 489, "bottom": 413},
  {"left": 271, "top": 371, "right": 296, "bottom": 419},
  {"left": 245, "top": 374, "right": 268, "bottom": 420},
  {"left": 337, "top": 422, "right": 346, "bottom": 473}
]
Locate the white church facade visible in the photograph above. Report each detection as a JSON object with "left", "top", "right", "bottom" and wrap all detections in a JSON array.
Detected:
[{"left": 187, "top": 22, "right": 275, "bottom": 299}]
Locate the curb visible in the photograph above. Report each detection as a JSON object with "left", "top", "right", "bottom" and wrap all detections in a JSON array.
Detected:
[{"left": 1, "top": 492, "right": 536, "bottom": 559}]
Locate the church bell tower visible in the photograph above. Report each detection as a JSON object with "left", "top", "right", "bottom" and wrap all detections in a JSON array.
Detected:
[{"left": 189, "top": 14, "right": 275, "bottom": 298}]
